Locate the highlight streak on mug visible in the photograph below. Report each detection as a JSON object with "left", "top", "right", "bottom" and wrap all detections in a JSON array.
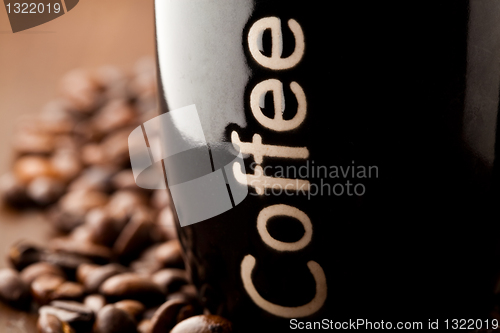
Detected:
[{"left": 128, "top": 104, "right": 248, "bottom": 227}]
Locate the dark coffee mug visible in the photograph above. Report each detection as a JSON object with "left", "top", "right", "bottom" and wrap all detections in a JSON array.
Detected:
[{"left": 154, "top": 1, "right": 500, "bottom": 331}]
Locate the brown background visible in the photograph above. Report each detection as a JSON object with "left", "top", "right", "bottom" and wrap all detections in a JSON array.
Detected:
[{"left": 0, "top": 1, "right": 155, "bottom": 330}]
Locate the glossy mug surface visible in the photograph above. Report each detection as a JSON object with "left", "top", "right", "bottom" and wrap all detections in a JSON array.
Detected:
[{"left": 154, "top": 1, "right": 500, "bottom": 330}]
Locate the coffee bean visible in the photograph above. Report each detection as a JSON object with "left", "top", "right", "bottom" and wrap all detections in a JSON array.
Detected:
[
  {"left": 83, "top": 263, "right": 128, "bottom": 294},
  {"left": 151, "top": 269, "right": 188, "bottom": 294},
  {"left": 111, "top": 169, "right": 137, "bottom": 191},
  {"left": 31, "top": 274, "right": 65, "bottom": 305},
  {"left": 114, "top": 299, "right": 145, "bottom": 321},
  {"left": 68, "top": 167, "right": 116, "bottom": 193},
  {"left": 0, "top": 268, "right": 30, "bottom": 308},
  {"left": 85, "top": 208, "right": 121, "bottom": 246},
  {"left": 59, "top": 69, "right": 103, "bottom": 114},
  {"left": 52, "top": 282, "right": 85, "bottom": 301},
  {"left": 0, "top": 172, "right": 30, "bottom": 207},
  {"left": 20, "top": 262, "right": 66, "bottom": 285},
  {"left": 39, "top": 300, "right": 94, "bottom": 332},
  {"left": 149, "top": 299, "right": 188, "bottom": 333},
  {"left": 129, "top": 244, "right": 162, "bottom": 275},
  {"left": 49, "top": 237, "right": 113, "bottom": 264},
  {"left": 37, "top": 312, "right": 76, "bottom": 333},
  {"left": 113, "top": 208, "right": 154, "bottom": 259},
  {"left": 92, "top": 99, "right": 137, "bottom": 135},
  {"left": 150, "top": 190, "right": 171, "bottom": 210},
  {"left": 176, "top": 304, "right": 197, "bottom": 323},
  {"left": 84, "top": 294, "right": 106, "bottom": 314},
  {"left": 155, "top": 240, "right": 184, "bottom": 268},
  {"left": 156, "top": 207, "right": 177, "bottom": 241},
  {"left": 81, "top": 144, "right": 107, "bottom": 166},
  {"left": 100, "top": 129, "right": 134, "bottom": 167},
  {"left": 59, "top": 190, "right": 109, "bottom": 217},
  {"left": 94, "top": 304, "right": 137, "bottom": 333},
  {"left": 27, "top": 176, "right": 65, "bottom": 206},
  {"left": 137, "top": 319, "right": 151, "bottom": 333},
  {"left": 106, "top": 190, "right": 148, "bottom": 223},
  {"left": 12, "top": 130, "right": 55, "bottom": 156},
  {"left": 50, "top": 150, "right": 82, "bottom": 183},
  {"left": 8, "top": 241, "right": 44, "bottom": 270},
  {"left": 170, "top": 315, "right": 233, "bottom": 333},
  {"left": 42, "top": 252, "right": 92, "bottom": 276},
  {"left": 14, "top": 156, "right": 55, "bottom": 184},
  {"left": 76, "top": 263, "right": 99, "bottom": 285},
  {"left": 99, "top": 273, "right": 164, "bottom": 305},
  {"left": 69, "top": 225, "right": 95, "bottom": 243}
]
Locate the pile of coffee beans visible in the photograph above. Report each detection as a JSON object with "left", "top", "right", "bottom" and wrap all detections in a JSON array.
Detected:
[{"left": 0, "top": 59, "right": 232, "bottom": 333}]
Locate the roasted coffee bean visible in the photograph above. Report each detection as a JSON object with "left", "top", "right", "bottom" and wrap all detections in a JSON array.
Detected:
[
  {"left": 39, "top": 300, "right": 94, "bottom": 332},
  {"left": 76, "top": 263, "right": 99, "bottom": 284},
  {"left": 111, "top": 169, "right": 137, "bottom": 191},
  {"left": 170, "top": 315, "right": 232, "bottom": 333},
  {"left": 82, "top": 263, "right": 127, "bottom": 294},
  {"left": 52, "top": 282, "right": 85, "bottom": 301},
  {"left": 151, "top": 269, "right": 188, "bottom": 294},
  {"left": 46, "top": 207, "right": 86, "bottom": 233},
  {"left": 149, "top": 299, "right": 188, "bottom": 333},
  {"left": 0, "top": 268, "right": 30, "bottom": 308},
  {"left": 49, "top": 237, "right": 113, "bottom": 264},
  {"left": 59, "top": 69, "right": 103, "bottom": 114},
  {"left": 14, "top": 156, "right": 56, "bottom": 184},
  {"left": 114, "top": 299, "right": 145, "bottom": 321},
  {"left": 150, "top": 190, "right": 171, "bottom": 210},
  {"left": 31, "top": 274, "right": 65, "bottom": 305},
  {"left": 176, "top": 304, "right": 197, "bottom": 323},
  {"left": 8, "top": 241, "right": 44, "bottom": 270},
  {"left": 42, "top": 251, "right": 92, "bottom": 276},
  {"left": 100, "top": 128, "right": 134, "bottom": 166},
  {"left": 20, "top": 262, "right": 66, "bottom": 285},
  {"left": 0, "top": 172, "right": 30, "bottom": 207},
  {"left": 129, "top": 244, "right": 162, "bottom": 275},
  {"left": 81, "top": 144, "right": 106, "bottom": 166},
  {"left": 69, "top": 225, "right": 94, "bottom": 243},
  {"left": 84, "top": 294, "right": 106, "bottom": 314},
  {"left": 106, "top": 190, "right": 148, "bottom": 223},
  {"left": 12, "top": 130, "right": 55, "bottom": 155},
  {"left": 113, "top": 208, "right": 154, "bottom": 259},
  {"left": 94, "top": 304, "right": 137, "bottom": 333},
  {"left": 99, "top": 273, "right": 164, "bottom": 305},
  {"left": 85, "top": 208, "right": 121, "bottom": 246},
  {"left": 50, "top": 150, "right": 82, "bottom": 183},
  {"left": 155, "top": 240, "right": 184, "bottom": 268},
  {"left": 68, "top": 167, "right": 116, "bottom": 193},
  {"left": 92, "top": 99, "right": 137, "bottom": 135},
  {"left": 59, "top": 190, "right": 109, "bottom": 217},
  {"left": 37, "top": 312, "right": 76, "bottom": 333},
  {"left": 27, "top": 176, "right": 65, "bottom": 206},
  {"left": 137, "top": 319, "right": 151, "bottom": 333},
  {"left": 156, "top": 207, "right": 177, "bottom": 241}
]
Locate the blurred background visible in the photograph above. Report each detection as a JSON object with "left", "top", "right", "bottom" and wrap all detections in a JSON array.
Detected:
[{"left": 0, "top": 1, "right": 155, "bottom": 329}]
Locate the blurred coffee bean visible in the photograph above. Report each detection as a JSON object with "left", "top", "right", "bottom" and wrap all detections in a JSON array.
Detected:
[
  {"left": 50, "top": 237, "right": 113, "bottom": 264},
  {"left": 113, "top": 208, "right": 154, "bottom": 259},
  {"left": 99, "top": 273, "right": 164, "bottom": 304},
  {"left": 20, "top": 262, "right": 66, "bottom": 285},
  {"left": 14, "top": 156, "right": 55, "bottom": 184},
  {"left": 51, "top": 150, "right": 82, "bottom": 183},
  {"left": 150, "top": 190, "right": 170, "bottom": 210},
  {"left": 100, "top": 128, "right": 134, "bottom": 167},
  {"left": 166, "top": 285, "right": 200, "bottom": 307},
  {"left": 59, "top": 190, "right": 109, "bottom": 216},
  {"left": 176, "top": 304, "right": 197, "bottom": 323},
  {"left": 59, "top": 69, "right": 103, "bottom": 114},
  {"left": 156, "top": 207, "right": 177, "bottom": 241},
  {"left": 92, "top": 99, "right": 137, "bottom": 135},
  {"left": 114, "top": 299, "right": 145, "bottom": 321},
  {"left": 155, "top": 240, "right": 184, "bottom": 268},
  {"left": 0, "top": 268, "right": 30, "bottom": 308},
  {"left": 149, "top": 299, "right": 188, "bottom": 333},
  {"left": 69, "top": 225, "right": 95, "bottom": 243},
  {"left": 84, "top": 294, "right": 106, "bottom": 314},
  {"left": 37, "top": 312, "right": 76, "bottom": 333},
  {"left": 39, "top": 300, "right": 94, "bottom": 332},
  {"left": 170, "top": 315, "right": 233, "bottom": 333},
  {"left": 107, "top": 190, "right": 148, "bottom": 223},
  {"left": 83, "top": 263, "right": 127, "bottom": 294},
  {"left": 151, "top": 269, "right": 188, "bottom": 294},
  {"left": 76, "top": 263, "right": 99, "bottom": 284},
  {"left": 111, "top": 169, "right": 138, "bottom": 191},
  {"left": 95, "top": 66, "right": 129, "bottom": 100},
  {"left": 39, "top": 100, "right": 76, "bottom": 135},
  {"left": 52, "top": 282, "right": 85, "bottom": 302},
  {"left": 42, "top": 252, "right": 92, "bottom": 277},
  {"left": 81, "top": 144, "right": 107, "bottom": 166},
  {"left": 68, "top": 166, "right": 116, "bottom": 193},
  {"left": 0, "top": 172, "right": 30, "bottom": 207},
  {"left": 137, "top": 319, "right": 151, "bottom": 333},
  {"left": 12, "top": 130, "right": 55, "bottom": 155},
  {"left": 85, "top": 208, "right": 122, "bottom": 246},
  {"left": 94, "top": 304, "right": 137, "bottom": 333},
  {"left": 27, "top": 177, "right": 65, "bottom": 206},
  {"left": 8, "top": 241, "right": 44, "bottom": 270},
  {"left": 31, "top": 274, "right": 65, "bottom": 305}
]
